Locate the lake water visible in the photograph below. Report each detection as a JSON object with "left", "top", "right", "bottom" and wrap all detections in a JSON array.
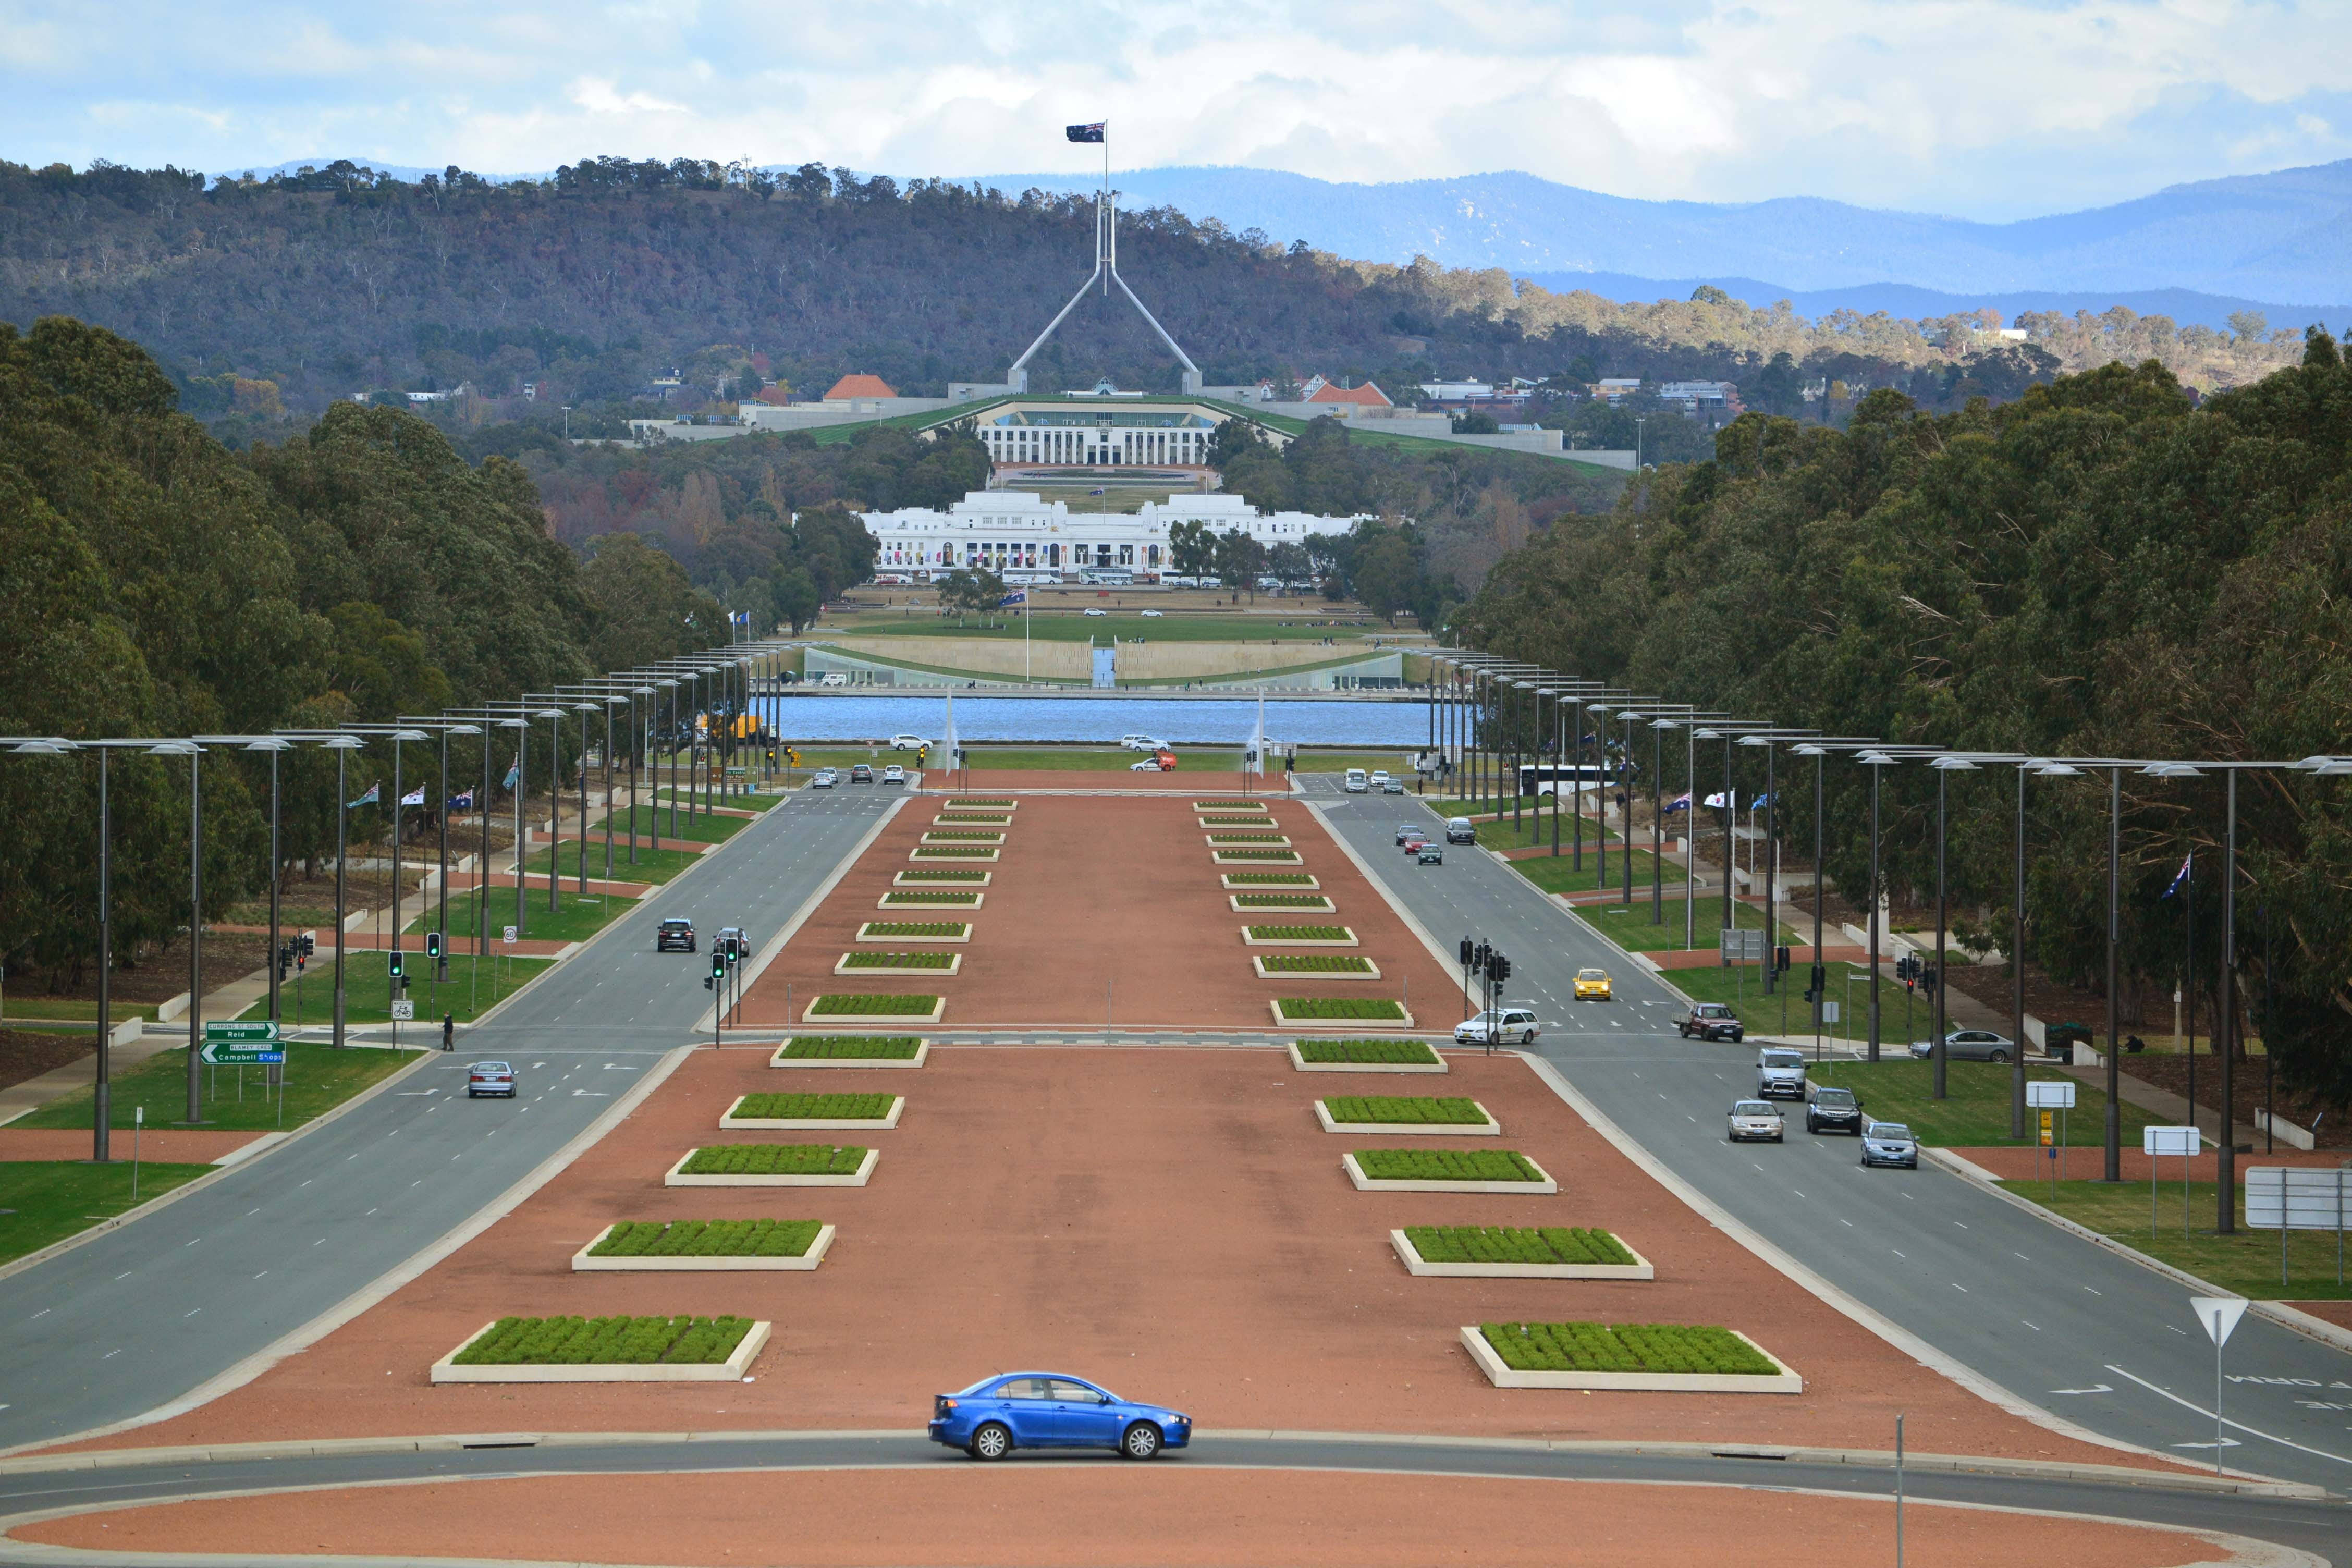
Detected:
[{"left": 758, "top": 693, "right": 1433, "bottom": 748}]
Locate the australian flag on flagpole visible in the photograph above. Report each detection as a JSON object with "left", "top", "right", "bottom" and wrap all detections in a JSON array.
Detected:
[
  {"left": 447, "top": 790, "right": 474, "bottom": 811},
  {"left": 2162, "top": 853, "right": 2193, "bottom": 898},
  {"left": 1066, "top": 122, "right": 1105, "bottom": 143},
  {"left": 1662, "top": 791, "right": 1692, "bottom": 813}
]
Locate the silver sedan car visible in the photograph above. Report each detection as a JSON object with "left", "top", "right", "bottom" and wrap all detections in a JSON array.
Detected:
[
  {"left": 1727, "top": 1099, "right": 1785, "bottom": 1143},
  {"left": 1907, "top": 1028, "right": 2015, "bottom": 1063}
]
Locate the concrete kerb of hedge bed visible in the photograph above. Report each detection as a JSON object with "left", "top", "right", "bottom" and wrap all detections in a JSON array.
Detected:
[
  {"left": 430, "top": 1320, "right": 772, "bottom": 1383},
  {"left": 1457, "top": 1325, "right": 1800, "bottom": 1393},
  {"left": 910, "top": 848, "right": 1001, "bottom": 862},
  {"left": 1253, "top": 954, "right": 1381, "bottom": 981},
  {"left": 1204, "top": 834, "right": 1293, "bottom": 848},
  {"left": 851, "top": 921, "right": 969, "bottom": 945},
  {"left": 1220, "top": 873, "right": 1318, "bottom": 890},
  {"left": 942, "top": 799, "right": 1017, "bottom": 810},
  {"left": 1229, "top": 895, "right": 1336, "bottom": 914},
  {"left": 893, "top": 870, "right": 992, "bottom": 886},
  {"left": 804, "top": 996, "right": 946, "bottom": 1025},
  {"left": 720, "top": 1095, "right": 905, "bottom": 1130},
  {"left": 1213, "top": 850, "right": 1302, "bottom": 864},
  {"left": 1316, "top": 1099, "right": 1496, "bottom": 1135},
  {"left": 1198, "top": 816, "right": 1275, "bottom": 829},
  {"left": 1241, "top": 925, "right": 1356, "bottom": 947},
  {"left": 1341, "top": 1151, "right": 1554, "bottom": 1193},
  {"left": 768, "top": 1040, "right": 930, "bottom": 1068},
  {"left": 572, "top": 1224, "right": 838, "bottom": 1272},
  {"left": 921, "top": 830, "right": 1006, "bottom": 844},
  {"left": 1271, "top": 1000, "right": 1413, "bottom": 1028},
  {"left": 833, "top": 953, "right": 963, "bottom": 976},
  {"left": 1287, "top": 1042, "right": 1446, "bottom": 1073},
  {"left": 665, "top": 1148, "right": 879, "bottom": 1186},
  {"left": 934, "top": 813, "right": 1012, "bottom": 824},
  {"left": 878, "top": 891, "right": 985, "bottom": 909},
  {"left": 1391, "top": 1230, "right": 1653, "bottom": 1280}
]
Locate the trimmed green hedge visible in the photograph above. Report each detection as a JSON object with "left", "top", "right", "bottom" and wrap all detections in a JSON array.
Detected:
[
  {"left": 897, "top": 868, "right": 988, "bottom": 882},
  {"left": 779, "top": 1036, "right": 921, "bottom": 1059},
  {"left": 1479, "top": 1322, "right": 1777, "bottom": 1376},
  {"left": 923, "top": 830, "right": 1003, "bottom": 841},
  {"left": 1247, "top": 924, "right": 1349, "bottom": 941},
  {"left": 455, "top": 1314, "right": 754, "bottom": 1365},
  {"left": 807, "top": 994, "right": 939, "bottom": 1015},
  {"left": 1325, "top": 1095, "right": 1487, "bottom": 1124},
  {"left": 1236, "top": 893, "right": 1330, "bottom": 908},
  {"left": 935, "top": 813, "right": 1010, "bottom": 823},
  {"left": 841, "top": 950, "right": 955, "bottom": 969},
  {"left": 863, "top": 921, "right": 969, "bottom": 937},
  {"left": 1260, "top": 953, "right": 1375, "bottom": 974},
  {"left": 1193, "top": 800, "right": 1261, "bottom": 809},
  {"left": 1209, "top": 832, "right": 1288, "bottom": 843},
  {"left": 1278, "top": 997, "right": 1405, "bottom": 1020},
  {"left": 1297, "top": 1038, "right": 1440, "bottom": 1065},
  {"left": 1407, "top": 1227, "right": 1634, "bottom": 1266},
  {"left": 1227, "top": 872, "right": 1316, "bottom": 886},
  {"left": 911, "top": 845, "right": 996, "bottom": 858},
  {"left": 591, "top": 1219, "right": 822, "bottom": 1258},
  {"left": 1355, "top": 1148, "right": 1544, "bottom": 1181},
  {"left": 879, "top": 891, "right": 981, "bottom": 905},
  {"left": 947, "top": 798, "right": 1014, "bottom": 807},
  {"left": 681, "top": 1143, "right": 869, "bottom": 1175},
  {"left": 733, "top": 1093, "right": 894, "bottom": 1119},
  {"left": 1200, "top": 813, "right": 1275, "bottom": 823},
  {"left": 1216, "top": 848, "right": 1302, "bottom": 861}
]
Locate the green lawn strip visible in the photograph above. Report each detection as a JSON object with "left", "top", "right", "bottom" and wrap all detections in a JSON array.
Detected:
[
  {"left": 1278, "top": 997, "right": 1405, "bottom": 1020},
  {"left": 0, "top": 998, "right": 163, "bottom": 1023},
  {"left": 1245, "top": 924, "right": 1350, "bottom": 941},
  {"left": 1805, "top": 1059, "right": 2157, "bottom": 1149},
  {"left": 605, "top": 803, "right": 747, "bottom": 843},
  {"left": 236, "top": 955, "right": 556, "bottom": 1025},
  {"left": 1236, "top": 894, "right": 1331, "bottom": 910},
  {"left": 922, "top": 830, "right": 1003, "bottom": 842},
  {"left": 933, "top": 813, "right": 1010, "bottom": 825},
  {"left": 14, "top": 1040, "right": 424, "bottom": 1131},
  {"left": 0, "top": 1162, "right": 214, "bottom": 1265},
  {"left": 806, "top": 994, "right": 940, "bottom": 1015},
  {"left": 412, "top": 888, "right": 634, "bottom": 945},
  {"left": 1208, "top": 832, "right": 1288, "bottom": 843},
  {"left": 1296, "top": 1038, "right": 1441, "bottom": 1065},
  {"left": 778, "top": 1036, "right": 922, "bottom": 1059},
  {"left": 732, "top": 1093, "right": 895, "bottom": 1120},
  {"left": 840, "top": 951, "right": 956, "bottom": 970},
  {"left": 454, "top": 1314, "right": 755, "bottom": 1365},
  {"left": 1259, "top": 954, "right": 1375, "bottom": 974},
  {"left": 1997, "top": 1180, "right": 2352, "bottom": 1301},
  {"left": 879, "top": 891, "right": 982, "bottom": 906},
  {"left": 1471, "top": 812, "right": 1623, "bottom": 850},
  {"left": 1478, "top": 1322, "right": 1778, "bottom": 1376},
  {"left": 1355, "top": 1148, "right": 1544, "bottom": 1182},
  {"left": 1407, "top": 1227, "right": 1635, "bottom": 1266},
  {"left": 1193, "top": 800, "right": 1265, "bottom": 810},
  {"left": 862, "top": 921, "right": 969, "bottom": 938},
  {"left": 1507, "top": 851, "right": 1686, "bottom": 898},
  {"left": 897, "top": 868, "right": 989, "bottom": 883},
  {"left": 1324, "top": 1095, "right": 1487, "bottom": 1125},
  {"left": 828, "top": 614, "right": 1367, "bottom": 643},
  {"left": 653, "top": 788, "right": 786, "bottom": 810},
  {"left": 1216, "top": 848, "right": 1302, "bottom": 862},
  {"left": 911, "top": 846, "right": 997, "bottom": 859},
  {"left": 590, "top": 1219, "right": 822, "bottom": 1259},
  {"left": 680, "top": 1144, "right": 869, "bottom": 1175},
  {"left": 520, "top": 842, "right": 703, "bottom": 884},
  {"left": 1579, "top": 896, "right": 1793, "bottom": 954}
]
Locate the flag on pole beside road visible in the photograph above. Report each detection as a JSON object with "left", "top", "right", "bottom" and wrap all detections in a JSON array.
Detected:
[
  {"left": 1662, "top": 791, "right": 1692, "bottom": 813},
  {"left": 400, "top": 785, "right": 426, "bottom": 806},
  {"left": 501, "top": 756, "right": 520, "bottom": 790},
  {"left": 2162, "top": 853, "right": 2193, "bottom": 898},
  {"left": 1065, "top": 123, "right": 1105, "bottom": 143},
  {"left": 1751, "top": 792, "right": 1773, "bottom": 809},
  {"left": 447, "top": 790, "right": 474, "bottom": 810},
  {"left": 347, "top": 781, "right": 380, "bottom": 809},
  {"left": 1703, "top": 790, "right": 1732, "bottom": 810},
  {"left": 1087, "top": 487, "right": 1107, "bottom": 496}
]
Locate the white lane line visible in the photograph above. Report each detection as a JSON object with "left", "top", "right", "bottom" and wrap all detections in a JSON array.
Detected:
[
  {"left": 1953, "top": 1221, "right": 1968, "bottom": 1229},
  {"left": 2083, "top": 1285, "right": 2102, "bottom": 1296},
  {"left": 1891, "top": 1248, "right": 1906, "bottom": 1258},
  {"left": 2022, "top": 1321, "right": 2040, "bottom": 1331},
  {"left": 1839, "top": 1218, "right": 1853, "bottom": 1227},
  {"left": 31, "top": 1309, "right": 50, "bottom": 1318},
  {"left": 2107, "top": 1364, "right": 2352, "bottom": 1467},
  {"left": 183, "top": 1308, "right": 200, "bottom": 1317},
  {"left": 1952, "top": 1282, "right": 1968, "bottom": 1292},
  {"left": 2014, "top": 1252, "right": 2031, "bottom": 1261}
]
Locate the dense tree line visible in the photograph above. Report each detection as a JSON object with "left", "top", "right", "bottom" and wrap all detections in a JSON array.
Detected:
[
  {"left": 1457, "top": 335, "right": 2352, "bottom": 1107},
  {"left": 0, "top": 318, "right": 726, "bottom": 995}
]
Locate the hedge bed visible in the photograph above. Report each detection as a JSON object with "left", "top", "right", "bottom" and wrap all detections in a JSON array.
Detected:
[
  {"left": 1243, "top": 924, "right": 1354, "bottom": 944},
  {"left": 1214, "top": 848, "right": 1303, "bottom": 863},
  {"left": 1206, "top": 832, "right": 1291, "bottom": 845},
  {"left": 1254, "top": 953, "right": 1380, "bottom": 979},
  {"left": 667, "top": 1143, "right": 878, "bottom": 1186},
  {"left": 879, "top": 890, "right": 984, "bottom": 908},
  {"left": 1192, "top": 800, "right": 1265, "bottom": 810},
  {"left": 945, "top": 799, "right": 1015, "bottom": 809},
  {"left": 722, "top": 1092, "right": 903, "bottom": 1129},
  {"left": 1317, "top": 1095, "right": 1494, "bottom": 1135},
  {"left": 583, "top": 1219, "right": 826, "bottom": 1266},
  {"left": 1231, "top": 894, "right": 1335, "bottom": 913},
  {"left": 433, "top": 1315, "right": 770, "bottom": 1383},
  {"left": 855, "top": 921, "right": 971, "bottom": 942},
  {"left": 1344, "top": 1148, "right": 1555, "bottom": 1192},
  {"left": 1222, "top": 872, "right": 1318, "bottom": 888},
  {"left": 922, "top": 830, "right": 1005, "bottom": 843},
  {"left": 1294, "top": 1039, "right": 1443, "bottom": 1067},
  {"left": 934, "top": 813, "right": 1012, "bottom": 825},
  {"left": 1199, "top": 814, "right": 1275, "bottom": 827},
  {"left": 1272, "top": 997, "right": 1409, "bottom": 1026},
  {"left": 835, "top": 951, "right": 960, "bottom": 976},
  {"left": 1393, "top": 1226, "right": 1651, "bottom": 1280},
  {"left": 893, "top": 868, "right": 990, "bottom": 885},
  {"left": 910, "top": 846, "right": 1000, "bottom": 861},
  {"left": 804, "top": 994, "right": 944, "bottom": 1024},
  {"left": 1463, "top": 1322, "right": 1799, "bottom": 1392},
  {"left": 771, "top": 1036, "right": 928, "bottom": 1067}
]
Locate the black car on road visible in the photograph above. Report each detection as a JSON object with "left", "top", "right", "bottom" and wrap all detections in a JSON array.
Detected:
[
  {"left": 1805, "top": 1085, "right": 1865, "bottom": 1135},
  {"left": 656, "top": 917, "right": 696, "bottom": 953}
]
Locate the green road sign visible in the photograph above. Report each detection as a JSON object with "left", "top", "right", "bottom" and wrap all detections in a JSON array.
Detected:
[{"left": 200, "top": 1020, "right": 283, "bottom": 1065}]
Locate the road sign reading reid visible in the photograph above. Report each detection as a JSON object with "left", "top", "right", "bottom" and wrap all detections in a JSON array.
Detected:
[
  {"left": 199, "top": 1020, "right": 283, "bottom": 1065},
  {"left": 204, "top": 1021, "right": 278, "bottom": 1044}
]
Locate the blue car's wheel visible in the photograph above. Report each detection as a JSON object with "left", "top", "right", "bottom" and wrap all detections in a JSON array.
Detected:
[
  {"left": 969, "top": 1422, "right": 1011, "bottom": 1461},
  {"left": 1120, "top": 1422, "right": 1162, "bottom": 1461}
]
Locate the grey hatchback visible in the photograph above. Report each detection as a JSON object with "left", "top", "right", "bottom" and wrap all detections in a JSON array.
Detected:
[{"left": 1908, "top": 1029, "right": 2015, "bottom": 1064}]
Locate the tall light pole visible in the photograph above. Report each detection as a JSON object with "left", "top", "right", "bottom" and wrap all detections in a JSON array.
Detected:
[
  {"left": 321, "top": 734, "right": 364, "bottom": 1050},
  {"left": 537, "top": 708, "right": 565, "bottom": 915},
  {"left": 1857, "top": 750, "right": 1898, "bottom": 1061},
  {"left": 388, "top": 728, "right": 427, "bottom": 963},
  {"left": 573, "top": 703, "right": 597, "bottom": 892},
  {"left": 146, "top": 740, "right": 207, "bottom": 1125},
  {"left": 658, "top": 679, "right": 680, "bottom": 842},
  {"left": 1927, "top": 756, "right": 1977, "bottom": 1097}
]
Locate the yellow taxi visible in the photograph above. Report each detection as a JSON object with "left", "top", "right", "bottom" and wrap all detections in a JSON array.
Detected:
[{"left": 1573, "top": 967, "right": 1612, "bottom": 1001}]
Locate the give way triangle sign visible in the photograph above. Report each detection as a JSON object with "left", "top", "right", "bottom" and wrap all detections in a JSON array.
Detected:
[{"left": 2191, "top": 1296, "right": 2249, "bottom": 1347}]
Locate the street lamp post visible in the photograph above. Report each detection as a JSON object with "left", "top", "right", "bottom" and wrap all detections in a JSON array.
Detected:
[
  {"left": 1858, "top": 751, "right": 1898, "bottom": 1061},
  {"left": 1928, "top": 757, "right": 1978, "bottom": 1098},
  {"left": 538, "top": 709, "right": 565, "bottom": 914},
  {"left": 321, "top": 735, "right": 364, "bottom": 1050},
  {"left": 574, "top": 703, "right": 597, "bottom": 894}
]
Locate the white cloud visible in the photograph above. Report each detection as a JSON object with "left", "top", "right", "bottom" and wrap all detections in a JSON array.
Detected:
[{"left": 2, "top": 0, "right": 2347, "bottom": 217}]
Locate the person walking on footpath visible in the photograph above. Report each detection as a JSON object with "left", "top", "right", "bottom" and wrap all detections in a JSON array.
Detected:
[{"left": 441, "top": 1013, "right": 455, "bottom": 1051}]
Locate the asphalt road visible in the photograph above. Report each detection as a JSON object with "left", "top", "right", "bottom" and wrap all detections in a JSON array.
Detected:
[
  {"left": 0, "top": 787, "right": 901, "bottom": 1454},
  {"left": 1306, "top": 779, "right": 2352, "bottom": 1498},
  {"left": 0, "top": 1433, "right": 2341, "bottom": 1567}
]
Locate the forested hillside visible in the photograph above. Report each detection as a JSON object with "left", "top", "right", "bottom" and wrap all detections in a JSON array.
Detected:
[
  {"left": 1, "top": 157, "right": 2275, "bottom": 442},
  {"left": 1459, "top": 335, "right": 2352, "bottom": 1106}
]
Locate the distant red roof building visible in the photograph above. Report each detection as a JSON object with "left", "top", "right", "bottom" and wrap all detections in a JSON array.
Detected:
[
  {"left": 1302, "top": 375, "right": 1392, "bottom": 408},
  {"left": 823, "top": 374, "right": 898, "bottom": 400}
]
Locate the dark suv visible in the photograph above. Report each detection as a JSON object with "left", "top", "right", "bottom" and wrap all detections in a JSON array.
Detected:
[
  {"left": 655, "top": 917, "right": 696, "bottom": 953},
  {"left": 850, "top": 763, "right": 875, "bottom": 783},
  {"left": 1806, "top": 1085, "right": 1865, "bottom": 1135},
  {"left": 1678, "top": 1002, "right": 1744, "bottom": 1042}
]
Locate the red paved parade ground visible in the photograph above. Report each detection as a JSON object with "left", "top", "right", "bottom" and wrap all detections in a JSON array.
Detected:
[{"left": 17, "top": 1470, "right": 2236, "bottom": 1568}]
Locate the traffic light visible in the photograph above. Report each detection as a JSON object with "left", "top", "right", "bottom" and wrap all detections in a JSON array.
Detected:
[
  {"left": 300, "top": 932, "right": 315, "bottom": 958},
  {"left": 387, "top": 949, "right": 405, "bottom": 981},
  {"left": 1459, "top": 937, "right": 1475, "bottom": 966},
  {"left": 1774, "top": 945, "right": 1791, "bottom": 975},
  {"left": 426, "top": 932, "right": 443, "bottom": 962},
  {"left": 711, "top": 950, "right": 727, "bottom": 981},
  {"left": 1921, "top": 964, "right": 1940, "bottom": 994}
]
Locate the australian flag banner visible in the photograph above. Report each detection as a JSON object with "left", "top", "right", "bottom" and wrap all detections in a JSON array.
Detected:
[
  {"left": 447, "top": 790, "right": 475, "bottom": 811},
  {"left": 1067, "top": 123, "right": 1105, "bottom": 143}
]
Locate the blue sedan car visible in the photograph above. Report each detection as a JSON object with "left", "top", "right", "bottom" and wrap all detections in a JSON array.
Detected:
[{"left": 929, "top": 1372, "right": 1192, "bottom": 1461}]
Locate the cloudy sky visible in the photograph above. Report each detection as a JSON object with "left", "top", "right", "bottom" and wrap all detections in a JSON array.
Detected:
[{"left": 5, "top": 0, "right": 2347, "bottom": 219}]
